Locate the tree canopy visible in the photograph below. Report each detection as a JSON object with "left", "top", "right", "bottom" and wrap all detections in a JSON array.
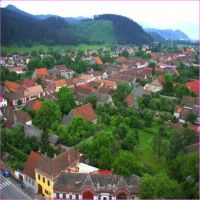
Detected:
[{"left": 34, "top": 100, "right": 61, "bottom": 132}]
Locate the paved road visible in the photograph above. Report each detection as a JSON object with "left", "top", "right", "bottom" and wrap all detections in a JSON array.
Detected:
[{"left": 0, "top": 174, "right": 32, "bottom": 199}]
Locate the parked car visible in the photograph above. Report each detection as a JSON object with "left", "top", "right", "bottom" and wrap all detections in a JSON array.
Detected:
[{"left": 2, "top": 170, "right": 11, "bottom": 178}]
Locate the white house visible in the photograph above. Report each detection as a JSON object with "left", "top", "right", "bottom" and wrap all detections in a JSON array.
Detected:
[{"left": 0, "top": 96, "right": 7, "bottom": 108}]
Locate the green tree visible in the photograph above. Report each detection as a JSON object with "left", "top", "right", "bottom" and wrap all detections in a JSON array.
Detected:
[
  {"left": 83, "top": 95, "right": 97, "bottom": 108},
  {"left": 56, "top": 86, "right": 76, "bottom": 114},
  {"left": 113, "top": 82, "right": 132, "bottom": 102},
  {"left": 152, "top": 127, "right": 167, "bottom": 159},
  {"left": 143, "top": 109, "right": 154, "bottom": 127},
  {"left": 112, "top": 151, "right": 141, "bottom": 176},
  {"left": 148, "top": 62, "right": 156, "bottom": 69},
  {"left": 122, "top": 130, "right": 139, "bottom": 151},
  {"left": 87, "top": 132, "right": 114, "bottom": 168},
  {"left": 140, "top": 173, "right": 182, "bottom": 199},
  {"left": 168, "top": 152, "right": 198, "bottom": 198},
  {"left": 27, "top": 57, "right": 43, "bottom": 71},
  {"left": 73, "top": 60, "right": 89, "bottom": 73},
  {"left": 186, "top": 112, "right": 197, "bottom": 123},
  {"left": 120, "top": 50, "right": 129, "bottom": 58},
  {"left": 34, "top": 100, "right": 61, "bottom": 132},
  {"left": 163, "top": 74, "right": 173, "bottom": 95},
  {"left": 166, "top": 128, "right": 197, "bottom": 161},
  {"left": 174, "top": 85, "right": 190, "bottom": 98}
]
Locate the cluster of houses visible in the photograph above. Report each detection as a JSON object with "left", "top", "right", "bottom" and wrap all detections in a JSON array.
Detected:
[
  {"left": 14, "top": 148, "right": 140, "bottom": 200},
  {"left": 0, "top": 46, "right": 199, "bottom": 199}
]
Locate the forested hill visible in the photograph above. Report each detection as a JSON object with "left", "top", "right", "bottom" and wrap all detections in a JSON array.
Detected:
[
  {"left": 1, "top": 7, "right": 153, "bottom": 46},
  {"left": 94, "top": 14, "right": 153, "bottom": 45},
  {"left": 1, "top": 8, "right": 88, "bottom": 46}
]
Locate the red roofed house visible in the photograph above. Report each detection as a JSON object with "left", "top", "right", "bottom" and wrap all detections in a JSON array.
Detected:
[
  {"left": 5, "top": 80, "right": 21, "bottom": 92},
  {"left": 25, "top": 99, "right": 42, "bottom": 111},
  {"left": 144, "top": 76, "right": 164, "bottom": 93},
  {"left": 23, "top": 151, "right": 41, "bottom": 192},
  {"left": 62, "top": 103, "right": 97, "bottom": 125},
  {"left": 125, "top": 95, "right": 135, "bottom": 107},
  {"left": 32, "top": 68, "right": 49, "bottom": 79},
  {"left": 54, "top": 79, "right": 67, "bottom": 92},
  {"left": 94, "top": 57, "right": 103, "bottom": 65},
  {"left": 0, "top": 96, "right": 7, "bottom": 108},
  {"left": 186, "top": 80, "right": 199, "bottom": 95},
  {"left": 173, "top": 105, "right": 193, "bottom": 123},
  {"left": 20, "top": 80, "right": 36, "bottom": 87},
  {"left": 9, "top": 66, "right": 24, "bottom": 74}
]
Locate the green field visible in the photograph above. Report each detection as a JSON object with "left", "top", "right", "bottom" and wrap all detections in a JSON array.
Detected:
[
  {"left": 2, "top": 44, "right": 110, "bottom": 55},
  {"left": 136, "top": 122, "right": 168, "bottom": 172}
]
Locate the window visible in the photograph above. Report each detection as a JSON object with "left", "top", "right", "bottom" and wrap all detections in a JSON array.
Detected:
[
  {"left": 63, "top": 193, "right": 66, "bottom": 199},
  {"left": 56, "top": 193, "right": 60, "bottom": 199},
  {"left": 109, "top": 196, "right": 112, "bottom": 200},
  {"left": 32, "top": 180, "right": 34, "bottom": 186},
  {"left": 43, "top": 177, "right": 45, "bottom": 183},
  {"left": 98, "top": 195, "right": 101, "bottom": 200},
  {"left": 75, "top": 194, "right": 79, "bottom": 200},
  {"left": 48, "top": 180, "right": 50, "bottom": 186},
  {"left": 69, "top": 195, "right": 72, "bottom": 200},
  {"left": 103, "top": 197, "right": 107, "bottom": 200},
  {"left": 26, "top": 176, "right": 28, "bottom": 181},
  {"left": 29, "top": 178, "right": 31, "bottom": 183},
  {"left": 38, "top": 174, "right": 40, "bottom": 180}
]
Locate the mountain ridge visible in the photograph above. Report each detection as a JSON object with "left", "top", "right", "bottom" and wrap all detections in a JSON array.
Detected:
[
  {"left": 145, "top": 28, "right": 189, "bottom": 40},
  {"left": 2, "top": 5, "right": 153, "bottom": 46}
]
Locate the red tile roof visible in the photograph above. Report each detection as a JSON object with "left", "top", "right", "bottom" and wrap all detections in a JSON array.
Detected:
[
  {"left": 32, "top": 100, "right": 42, "bottom": 110},
  {"left": 96, "top": 170, "right": 113, "bottom": 175},
  {"left": 72, "top": 103, "right": 97, "bottom": 122},
  {"left": 95, "top": 57, "right": 103, "bottom": 65},
  {"left": 35, "top": 68, "right": 48, "bottom": 77},
  {"left": 156, "top": 76, "right": 165, "bottom": 85},
  {"left": 55, "top": 79, "right": 66, "bottom": 88},
  {"left": 125, "top": 95, "right": 135, "bottom": 106},
  {"left": 5, "top": 80, "right": 21, "bottom": 92},
  {"left": 23, "top": 151, "right": 41, "bottom": 180},
  {"left": 186, "top": 80, "right": 199, "bottom": 94},
  {"left": 20, "top": 80, "right": 35, "bottom": 87}
]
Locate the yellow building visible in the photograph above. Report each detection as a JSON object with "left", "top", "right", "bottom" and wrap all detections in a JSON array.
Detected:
[{"left": 35, "top": 148, "right": 80, "bottom": 199}]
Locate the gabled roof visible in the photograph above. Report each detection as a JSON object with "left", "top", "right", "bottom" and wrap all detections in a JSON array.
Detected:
[
  {"left": 125, "top": 95, "right": 135, "bottom": 106},
  {"left": 35, "top": 68, "right": 49, "bottom": 77},
  {"left": 54, "top": 172, "right": 140, "bottom": 193},
  {"left": 36, "top": 147, "right": 80, "bottom": 178},
  {"left": 95, "top": 79, "right": 116, "bottom": 88},
  {"left": 23, "top": 151, "right": 41, "bottom": 180},
  {"left": 24, "top": 85, "right": 43, "bottom": 97},
  {"left": 5, "top": 80, "right": 21, "bottom": 92},
  {"left": 55, "top": 79, "right": 67, "bottom": 88},
  {"left": 72, "top": 103, "right": 97, "bottom": 122},
  {"left": 25, "top": 100, "right": 42, "bottom": 110},
  {"left": 94, "top": 57, "right": 103, "bottom": 65},
  {"left": 20, "top": 80, "right": 36, "bottom": 87},
  {"left": 186, "top": 80, "right": 199, "bottom": 94}
]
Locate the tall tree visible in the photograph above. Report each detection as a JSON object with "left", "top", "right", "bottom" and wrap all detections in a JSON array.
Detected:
[
  {"left": 140, "top": 173, "right": 182, "bottom": 199},
  {"left": 112, "top": 151, "right": 141, "bottom": 176},
  {"left": 113, "top": 82, "right": 132, "bottom": 102},
  {"left": 56, "top": 86, "right": 76, "bottom": 114},
  {"left": 34, "top": 100, "right": 61, "bottom": 132}
]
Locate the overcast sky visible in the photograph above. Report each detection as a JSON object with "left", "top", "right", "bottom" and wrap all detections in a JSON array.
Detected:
[{"left": 1, "top": 0, "right": 199, "bottom": 39}]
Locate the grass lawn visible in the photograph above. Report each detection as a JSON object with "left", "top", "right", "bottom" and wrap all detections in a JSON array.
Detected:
[
  {"left": 2, "top": 44, "right": 110, "bottom": 55},
  {"left": 136, "top": 122, "right": 168, "bottom": 173}
]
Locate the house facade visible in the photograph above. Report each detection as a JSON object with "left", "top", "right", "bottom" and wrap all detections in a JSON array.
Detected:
[
  {"left": 53, "top": 172, "right": 140, "bottom": 200},
  {"left": 0, "top": 96, "right": 7, "bottom": 108},
  {"left": 35, "top": 148, "right": 80, "bottom": 199}
]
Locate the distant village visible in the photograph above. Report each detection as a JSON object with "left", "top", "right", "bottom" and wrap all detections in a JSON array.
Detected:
[{"left": 0, "top": 44, "right": 199, "bottom": 199}]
